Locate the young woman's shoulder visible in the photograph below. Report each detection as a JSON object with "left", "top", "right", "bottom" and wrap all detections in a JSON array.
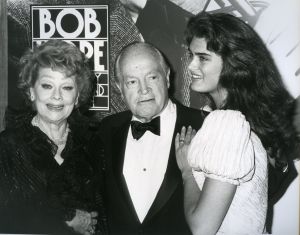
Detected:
[{"left": 189, "top": 109, "right": 255, "bottom": 185}]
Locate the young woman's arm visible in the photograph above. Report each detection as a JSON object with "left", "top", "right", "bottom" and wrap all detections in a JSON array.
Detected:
[
  {"left": 176, "top": 110, "right": 255, "bottom": 235},
  {"left": 176, "top": 128, "right": 236, "bottom": 235},
  {"left": 183, "top": 176, "right": 236, "bottom": 235}
]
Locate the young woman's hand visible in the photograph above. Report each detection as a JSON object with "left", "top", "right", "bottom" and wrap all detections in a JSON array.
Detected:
[
  {"left": 66, "top": 209, "right": 98, "bottom": 235},
  {"left": 175, "top": 126, "right": 197, "bottom": 180}
]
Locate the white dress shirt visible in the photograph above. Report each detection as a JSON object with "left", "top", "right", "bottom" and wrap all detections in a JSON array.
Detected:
[{"left": 123, "top": 100, "right": 177, "bottom": 222}]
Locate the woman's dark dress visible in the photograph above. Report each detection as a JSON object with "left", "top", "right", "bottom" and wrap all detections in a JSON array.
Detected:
[{"left": 0, "top": 109, "right": 107, "bottom": 234}]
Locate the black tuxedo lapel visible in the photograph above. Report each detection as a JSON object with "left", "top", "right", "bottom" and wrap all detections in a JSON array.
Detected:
[
  {"left": 111, "top": 117, "right": 141, "bottom": 222},
  {"left": 144, "top": 105, "right": 188, "bottom": 223},
  {"left": 102, "top": 104, "right": 204, "bottom": 234},
  {"left": 112, "top": 114, "right": 179, "bottom": 225},
  {"left": 109, "top": 104, "right": 205, "bottom": 225},
  {"left": 111, "top": 122, "right": 129, "bottom": 189},
  {"left": 144, "top": 143, "right": 181, "bottom": 223}
]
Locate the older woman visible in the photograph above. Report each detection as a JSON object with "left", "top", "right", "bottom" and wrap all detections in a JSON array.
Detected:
[
  {"left": 0, "top": 40, "right": 107, "bottom": 235},
  {"left": 175, "top": 12, "right": 297, "bottom": 235}
]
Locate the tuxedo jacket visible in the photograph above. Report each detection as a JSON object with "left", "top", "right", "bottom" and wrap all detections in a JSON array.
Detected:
[{"left": 99, "top": 103, "right": 207, "bottom": 235}]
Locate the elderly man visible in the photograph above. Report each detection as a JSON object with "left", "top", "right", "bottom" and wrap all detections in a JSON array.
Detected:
[{"left": 99, "top": 42, "right": 206, "bottom": 235}]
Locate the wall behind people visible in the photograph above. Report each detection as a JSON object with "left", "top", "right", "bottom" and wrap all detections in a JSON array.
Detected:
[
  {"left": 254, "top": 0, "right": 300, "bottom": 234},
  {"left": 4, "top": 1, "right": 299, "bottom": 118},
  {"left": 0, "top": 0, "right": 8, "bottom": 131}
]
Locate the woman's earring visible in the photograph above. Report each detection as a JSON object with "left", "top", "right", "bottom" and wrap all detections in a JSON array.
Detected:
[{"left": 30, "top": 94, "right": 34, "bottom": 101}]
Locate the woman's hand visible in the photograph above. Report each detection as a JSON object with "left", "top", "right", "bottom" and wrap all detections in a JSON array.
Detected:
[
  {"left": 66, "top": 209, "right": 98, "bottom": 235},
  {"left": 175, "top": 126, "right": 197, "bottom": 180}
]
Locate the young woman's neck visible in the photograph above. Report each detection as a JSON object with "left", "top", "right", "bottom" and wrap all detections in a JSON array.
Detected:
[{"left": 210, "top": 88, "right": 227, "bottom": 109}]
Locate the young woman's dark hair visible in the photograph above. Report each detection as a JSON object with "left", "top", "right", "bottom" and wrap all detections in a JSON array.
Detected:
[{"left": 185, "top": 12, "right": 297, "bottom": 171}]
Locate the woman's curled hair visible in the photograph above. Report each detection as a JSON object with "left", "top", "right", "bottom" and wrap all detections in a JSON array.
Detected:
[{"left": 18, "top": 39, "right": 93, "bottom": 107}]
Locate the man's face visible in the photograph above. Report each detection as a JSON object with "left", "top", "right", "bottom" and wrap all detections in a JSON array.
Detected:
[{"left": 119, "top": 48, "right": 170, "bottom": 122}]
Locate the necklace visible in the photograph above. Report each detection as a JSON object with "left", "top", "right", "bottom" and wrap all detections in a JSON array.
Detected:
[{"left": 31, "top": 116, "right": 69, "bottom": 146}]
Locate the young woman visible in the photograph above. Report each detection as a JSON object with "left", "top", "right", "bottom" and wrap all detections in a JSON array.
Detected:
[{"left": 175, "top": 12, "right": 297, "bottom": 235}]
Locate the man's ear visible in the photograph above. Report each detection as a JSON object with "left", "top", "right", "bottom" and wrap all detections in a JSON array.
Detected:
[
  {"left": 115, "top": 81, "right": 124, "bottom": 98},
  {"left": 166, "top": 69, "right": 170, "bottom": 88},
  {"left": 116, "top": 81, "right": 121, "bottom": 91}
]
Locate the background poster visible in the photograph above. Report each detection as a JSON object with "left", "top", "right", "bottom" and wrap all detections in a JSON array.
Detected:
[
  {"left": 31, "top": 4, "right": 109, "bottom": 111},
  {"left": 6, "top": 0, "right": 300, "bottom": 116},
  {"left": 4, "top": 0, "right": 300, "bottom": 234},
  {"left": 7, "top": 0, "right": 109, "bottom": 117}
]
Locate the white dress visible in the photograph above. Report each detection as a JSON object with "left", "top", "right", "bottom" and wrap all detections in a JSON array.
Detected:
[{"left": 188, "top": 110, "right": 268, "bottom": 235}]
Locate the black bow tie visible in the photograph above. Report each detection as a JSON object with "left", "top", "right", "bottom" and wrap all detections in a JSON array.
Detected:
[{"left": 131, "top": 116, "right": 160, "bottom": 140}]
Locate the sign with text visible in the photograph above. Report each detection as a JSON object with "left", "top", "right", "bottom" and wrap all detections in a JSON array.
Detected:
[{"left": 31, "top": 5, "right": 109, "bottom": 111}]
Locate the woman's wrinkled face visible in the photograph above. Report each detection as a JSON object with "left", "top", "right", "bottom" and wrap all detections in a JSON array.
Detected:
[
  {"left": 188, "top": 37, "right": 224, "bottom": 97},
  {"left": 30, "top": 67, "right": 78, "bottom": 125}
]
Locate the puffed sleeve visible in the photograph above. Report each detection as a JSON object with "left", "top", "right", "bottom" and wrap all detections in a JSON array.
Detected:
[{"left": 188, "top": 110, "right": 255, "bottom": 185}]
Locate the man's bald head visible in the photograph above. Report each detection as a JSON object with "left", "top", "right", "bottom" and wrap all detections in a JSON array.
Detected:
[{"left": 115, "top": 42, "right": 170, "bottom": 85}]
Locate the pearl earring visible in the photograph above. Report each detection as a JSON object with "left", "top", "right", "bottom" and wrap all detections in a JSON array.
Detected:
[{"left": 30, "top": 94, "right": 34, "bottom": 101}]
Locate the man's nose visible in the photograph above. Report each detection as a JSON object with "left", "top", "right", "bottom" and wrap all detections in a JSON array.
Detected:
[{"left": 139, "top": 80, "right": 150, "bottom": 95}]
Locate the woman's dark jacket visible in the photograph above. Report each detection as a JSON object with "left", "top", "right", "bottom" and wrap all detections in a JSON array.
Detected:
[{"left": 0, "top": 109, "right": 107, "bottom": 234}]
